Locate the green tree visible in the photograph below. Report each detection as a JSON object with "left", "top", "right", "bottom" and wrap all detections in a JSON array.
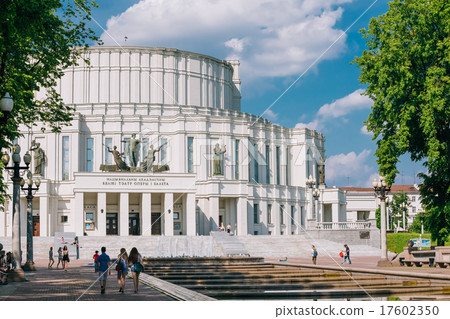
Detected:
[
  {"left": 0, "top": 0, "right": 99, "bottom": 203},
  {"left": 353, "top": 0, "right": 450, "bottom": 245}
]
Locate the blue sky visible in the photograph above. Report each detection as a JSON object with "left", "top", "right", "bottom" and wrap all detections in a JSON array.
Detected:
[{"left": 89, "top": 0, "right": 423, "bottom": 187}]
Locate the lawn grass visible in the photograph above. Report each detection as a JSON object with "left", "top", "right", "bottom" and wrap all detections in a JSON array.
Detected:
[{"left": 387, "top": 232, "right": 450, "bottom": 254}]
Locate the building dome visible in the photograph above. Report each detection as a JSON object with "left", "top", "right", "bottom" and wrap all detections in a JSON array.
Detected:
[{"left": 55, "top": 46, "right": 241, "bottom": 111}]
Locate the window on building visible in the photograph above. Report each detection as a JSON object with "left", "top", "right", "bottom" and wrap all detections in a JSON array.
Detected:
[
  {"left": 291, "top": 206, "right": 295, "bottom": 225},
  {"left": 62, "top": 136, "right": 70, "bottom": 180},
  {"left": 280, "top": 205, "right": 284, "bottom": 225},
  {"left": 357, "top": 211, "right": 370, "bottom": 221},
  {"left": 411, "top": 196, "right": 416, "bottom": 202},
  {"left": 142, "top": 138, "right": 149, "bottom": 163},
  {"left": 286, "top": 147, "right": 289, "bottom": 185},
  {"left": 253, "top": 203, "right": 259, "bottom": 224},
  {"left": 123, "top": 137, "right": 130, "bottom": 165},
  {"left": 254, "top": 143, "right": 259, "bottom": 183},
  {"left": 268, "top": 204, "right": 272, "bottom": 224},
  {"left": 276, "top": 146, "right": 281, "bottom": 184},
  {"left": 105, "top": 138, "right": 113, "bottom": 165},
  {"left": 187, "top": 137, "right": 194, "bottom": 173},
  {"left": 160, "top": 138, "right": 167, "bottom": 165},
  {"left": 86, "top": 138, "right": 94, "bottom": 172},
  {"left": 234, "top": 139, "right": 239, "bottom": 179},
  {"left": 85, "top": 212, "right": 94, "bottom": 221},
  {"left": 60, "top": 216, "right": 68, "bottom": 223},
  {"left": 265, "top": 145, "right": 270, "bottom": 184},
  {"left": 412, "top": 207, "right": 416, "bottom": 213},
  {"left": 300, "top": 206, "right": 305, "bottom": 226}
]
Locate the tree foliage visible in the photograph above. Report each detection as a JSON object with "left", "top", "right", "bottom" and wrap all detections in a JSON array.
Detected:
[
  {"left": 0, "top": 0, "right": 99, "bottom": 204},
  {"left": 353, "top": 0, "right": 450, "bottom": 245}
]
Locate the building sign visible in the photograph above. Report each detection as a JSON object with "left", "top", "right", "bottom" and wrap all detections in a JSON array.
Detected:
[{"left": 74, "top": 173, "right": 196, "bottom": 192}]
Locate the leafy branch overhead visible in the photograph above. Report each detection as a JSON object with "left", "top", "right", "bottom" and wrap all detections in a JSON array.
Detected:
[{"left": 0, "top": 0, "right": 100, "bottom": 204}]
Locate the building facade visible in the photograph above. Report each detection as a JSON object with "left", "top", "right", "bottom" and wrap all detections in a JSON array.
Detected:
[
  {"left": 343, "top": 185, "right": 423, "bottom": 231},
  {"left": 1, "top": 47, "right": 348, "bottom": 238}
]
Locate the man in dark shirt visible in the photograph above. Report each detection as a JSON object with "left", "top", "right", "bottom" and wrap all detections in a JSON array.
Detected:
[
  {"left": 96, "top": 246, "right": 111, "bottom": 294},
  {"left": 343, "top": 244, "right": 351, "bottom": 264}
]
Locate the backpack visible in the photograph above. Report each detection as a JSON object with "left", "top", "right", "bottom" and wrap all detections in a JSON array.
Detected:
[{"left": 313, "top": 250, "right": 318, "bottom": 257}]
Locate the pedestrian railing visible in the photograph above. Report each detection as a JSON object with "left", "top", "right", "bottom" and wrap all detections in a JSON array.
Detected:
[{"left": 316, "top": 221, "right": 371, "bottom": 230}]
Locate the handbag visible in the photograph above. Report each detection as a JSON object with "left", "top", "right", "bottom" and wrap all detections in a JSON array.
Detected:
[{"left": 115, "top": 259, "right": 123, "bottom": 272}]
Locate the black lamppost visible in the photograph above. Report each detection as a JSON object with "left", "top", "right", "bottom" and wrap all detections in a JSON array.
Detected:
[
  {"left": 312, "top": 187, "right": 320, "bottom": 221},
  {"left": 1, "top": 145, "right": 31, "bottom": 281},
  {"left": 372, "top": 176, "right": 392, "bottom": 267},
  {"left": 20, "top": 171, "right": 40, "bottom": 271}
]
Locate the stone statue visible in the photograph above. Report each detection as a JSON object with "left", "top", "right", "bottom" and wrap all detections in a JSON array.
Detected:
[
  {"left": 213, "top": 143, "right": 226, "bottom": 175},
  {"left": 318, "top": 156, "right": 326, "bottom": 185},
  {"left": 143, "top": 144, "right": 163, "bottom": 172},
  {"left": 30, "top": 140, "right": 45, "bottom": 176},
  {"left": 107, "top": 146, "right": 129, "bottom": 171},
  {"left": 126, "top": 133, "right": 140, "bottom": 167}
]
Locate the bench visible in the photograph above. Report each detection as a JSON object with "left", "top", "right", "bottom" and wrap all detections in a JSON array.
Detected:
[
  {"left": 400, "top": 248, "right": 435, "bottom": 267},
  {"left": 434, "top": 247, "right": 450, "bottom": 268}
]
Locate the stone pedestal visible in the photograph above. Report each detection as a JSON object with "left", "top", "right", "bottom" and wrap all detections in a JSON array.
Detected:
[{"left": 23, "top": 261, "right": 36, "bottom": 271}]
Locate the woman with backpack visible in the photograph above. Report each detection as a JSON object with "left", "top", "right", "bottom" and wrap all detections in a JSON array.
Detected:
[
  {"left": 116, "top": 248, "right": 128, "bottom": 293},
  {"left": 128, "top": 247, "right": 143, "bottom": 293}
]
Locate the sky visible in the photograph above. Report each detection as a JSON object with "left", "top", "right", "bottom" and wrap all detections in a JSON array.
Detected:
[{"left": 88, "top": 0, "right": 424, "bottom": 188}]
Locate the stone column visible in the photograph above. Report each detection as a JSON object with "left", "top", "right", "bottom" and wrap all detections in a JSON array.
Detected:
[
  {"left": 209, "top": 196, "right": 219, "bottom": 232},
  {"left": 74, "top": 192, "right": 84, "bottom": 236},
  {"left": 97, "top": 192, "right": 107, "bottom": 236},
  {"left": 164, "top": 193, "right": 174, "bottom": 236},
  {"left": 7, "top": 200, "right": 13, "bottom": 236},
  {"left": 39, "top": 196, "right": 49, "bottom": 237},
  {"left": 286, "top": 203, "right": 292, "bottom": 235},
  {"left": 186, "top": 193, "right": 196, "bottom": 236},
  {"left": 142, "top": 193, "right": 152, "bottom": 236},
  {"left": 332, "top": 203, "right": 339, "bottom": 229},
  {"left": 119, "top": 192, "right": 129, "bottom": 236},
  {"left": 236, "top": 197, "right": 248, "bottom": 235},
  {"left": 272, "top": 201, "right": 280, "bottom": 235},
  {"left": 0, "top": 205, "right": 5, "bottom": 236}
]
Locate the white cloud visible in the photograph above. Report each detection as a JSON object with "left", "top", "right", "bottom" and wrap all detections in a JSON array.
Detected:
[
  {"left": 360, "top": 125, "right": 373, "bottom": 136},
  {"left": 294, "top": 89, "right": 372, "bottom": 131},
  {"left": 101, "top": 0, "right": 352, "bottom": 79},
  {"left": 326, "top": 149, "right": 376, "bottom": 186},
  {"left": 262, "top": 109, "right": 279, "bottom": 122}
]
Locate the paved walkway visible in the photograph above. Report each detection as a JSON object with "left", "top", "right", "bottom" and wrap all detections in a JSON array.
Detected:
[{"left": 0, "top": 259, "right": 173, "bottom": 301}]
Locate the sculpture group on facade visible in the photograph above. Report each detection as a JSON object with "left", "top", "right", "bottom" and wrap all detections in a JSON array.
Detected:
[{"left": 213, "top": 143, "right": 226, "bottom": 176}]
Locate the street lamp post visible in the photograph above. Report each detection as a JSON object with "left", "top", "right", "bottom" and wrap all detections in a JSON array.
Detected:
[
  {"left": 306, "top": 175, "right": 316, "bottom": 222},
  {"left": 20, "top": 171, "right": 40, "bottom": 271},
  {"left": 373, "top": 176, "right": 392, "bottom": 267},
  {"left": 1, "top": 144, "right": 31, "bottom": 281},
  {"left": 312, "top": 187, "right": 320, "bottom": 222}
]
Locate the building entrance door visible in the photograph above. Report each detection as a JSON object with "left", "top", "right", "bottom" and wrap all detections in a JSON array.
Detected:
[
  {"left": 129, "top": 213, "right": 140, "bottom": 235},
  {"left": 33, "top": 216, "right": 40, "bottom": 236},
  {"left": 106, "top": 213, "right": 118, "bottom": 235},
  {"left": 151, "top": 213, "right": 161, "bottom": 235}
]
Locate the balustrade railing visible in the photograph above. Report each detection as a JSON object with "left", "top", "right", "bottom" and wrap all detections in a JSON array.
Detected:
[{"left": 316, "top": 221, "right": 371, "bottom": 230}]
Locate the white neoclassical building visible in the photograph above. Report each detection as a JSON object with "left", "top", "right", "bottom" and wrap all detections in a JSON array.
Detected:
[{"left": 1, "top": 46, "right": 351, "bottom": 239}]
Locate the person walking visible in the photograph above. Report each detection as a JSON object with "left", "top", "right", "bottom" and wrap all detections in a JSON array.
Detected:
[
  {"left": 343, "top": 244, "right": 351, "bottom": 264},
  {"left": 48, "top": 247, "right": 54, "bottom": 269},
  {"left": 116, "top": 248, "right": 128, "bottom": 293},
  {"left": 93, "top": 250, "right": 99, "bottom": 272},
  {"left": 311, "top": 245, "right": 318, "bottom": 265},
  {"left": 128, "top": 247, "right": 143, "bottom": 293},
  {"left": 96, "top": 246, "right": 111, "bottom": 294},
  {"left": 56, "top": 247, "right": 63, "bottom": 269},
  {"left": 62, "top": 245, "right": 70, "bottom": 271}
]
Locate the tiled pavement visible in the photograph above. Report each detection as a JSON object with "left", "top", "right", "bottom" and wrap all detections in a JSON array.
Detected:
[{"left": 0, "top": 259, "right": 173, "bottom": 301}]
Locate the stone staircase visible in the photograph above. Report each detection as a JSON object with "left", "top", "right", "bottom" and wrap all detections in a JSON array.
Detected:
[
  {"left": 238, "top": 235, "right": 382, "bottom": 258},
  {"left": 0, "top": 234, "right": 382, "bottom": 261},
  {"left": 210, "top": 232, "right": 249, "bottom": 257}
]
